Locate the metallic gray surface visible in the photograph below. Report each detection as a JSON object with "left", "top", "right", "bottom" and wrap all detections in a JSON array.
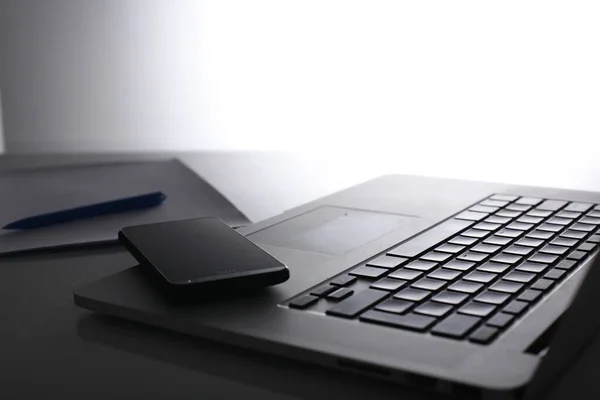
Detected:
[{"left": 75, "top": 170, "right": 600, "bottom": 395}]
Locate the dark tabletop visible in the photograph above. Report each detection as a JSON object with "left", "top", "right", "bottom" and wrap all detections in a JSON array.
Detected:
[{"left": 0, "top": 152, "right": 598, "bottom": 399}]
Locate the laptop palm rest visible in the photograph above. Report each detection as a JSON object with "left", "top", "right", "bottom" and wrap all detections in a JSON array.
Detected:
[{"left": 248, "top": 206, "right": 418, "bottom": 256}]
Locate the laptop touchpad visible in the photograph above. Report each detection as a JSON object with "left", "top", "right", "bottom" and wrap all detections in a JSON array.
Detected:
[{"left": 248, "top": 206, "right": 417, "bottom": 256}]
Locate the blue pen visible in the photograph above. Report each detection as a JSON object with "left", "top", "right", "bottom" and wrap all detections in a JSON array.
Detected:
[{"left": 3, "top": 191, "right": 167, "bottom": 230}]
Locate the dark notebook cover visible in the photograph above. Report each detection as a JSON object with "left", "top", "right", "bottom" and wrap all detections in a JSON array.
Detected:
[{"left": 0, "top": 159, "right": 249, "bottom": 255}]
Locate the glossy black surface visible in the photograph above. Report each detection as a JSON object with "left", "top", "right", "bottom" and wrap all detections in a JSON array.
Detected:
[{"left": 120, "top": 217, "right": 287, "bottom": 286}]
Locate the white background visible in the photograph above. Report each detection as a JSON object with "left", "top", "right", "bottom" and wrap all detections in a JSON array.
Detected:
[{"left": 0, "top": 1, "right": 599, "bottom": 188}]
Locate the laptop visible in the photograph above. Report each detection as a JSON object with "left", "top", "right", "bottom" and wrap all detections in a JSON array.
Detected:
[{"left": 74, "top": 174, "right": 600, "bottom": 399}]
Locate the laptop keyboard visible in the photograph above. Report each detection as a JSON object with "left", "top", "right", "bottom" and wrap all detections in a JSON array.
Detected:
[{"left": 286, "top": 195, "right": 600, "bottom": 345}]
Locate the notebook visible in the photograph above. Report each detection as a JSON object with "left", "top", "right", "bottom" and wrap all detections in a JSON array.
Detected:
[{"left": 0, "top": 159, "right": 249, "bottom": 255}]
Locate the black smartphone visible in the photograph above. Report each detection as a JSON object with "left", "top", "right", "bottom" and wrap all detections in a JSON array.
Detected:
[{"left": 118, "top": 217, "right": 289, "bottom": 298}]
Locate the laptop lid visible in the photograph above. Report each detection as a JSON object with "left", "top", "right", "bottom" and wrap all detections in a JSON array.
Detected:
[{"left": 525, "top": 253, "right": 600, "bottom": 399}]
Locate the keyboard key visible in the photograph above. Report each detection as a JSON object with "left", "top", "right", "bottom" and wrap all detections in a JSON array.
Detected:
[
  {"left": 503, "top": 271, "right": 536, "bottom": 283},
  {"left": 527, "top": 209, "right": 552, "bottom": 218},
  {"left": 528, "top": 253, "right": 558, "bottom": 264},
  {"left": 537, "top": 223, "right": 563, "bottom": 233},
  {"left": 455, "top": 211, "right": 488, "bottom": 222},
  {"left": 311, "top": 285, "right": 338, "bottom": 297},
  {"left": 580, "top": 217, "right": 600, "bottom": 226},
  {"left": 518, "top": 289, "right": 542, "bottom": 303},
  {"left": 474, "top": 222, "right": 502, "bottom": 231},
  {"left": 449, "top": 280, "right": 483, "bottom": 294},
  {"left": 567, "top": 251, "right": 587, "bottom": 261},
  {"left": 375, "top": 298, "right": 413, "bottom": 314},
  {"left": 470, "top": 205, "right": 499, "bottom": 214},
  {"left": 405, "top": 260, "right": 438, "bottom": 271},
  {"left": 527, "top": 230, "right": 555, "bottom": 240},
  {"left": 531, "top": 279, "right": 555, "bottom": 291},
  {"left": 546, "top": 217, "right": 571, "bottom": 226},
  {"left": 480, "top": 199, "right": 509, "bottom": 208},
  {"left": 331, "top": 275, "right": 358, "bottom": 287},
  {"left": 585, "top": 213, "right": 600, "bottom": 222},
  {"left": 388, "top": 218, "right": 474, "bottom": 257},
  {"left": 516, "top": 197, "right": 543, "bottom": 206},
  {"left": 571, "top": 223, "right": 595, "bottom": 232},
  {"left": 327, "top": 288, "right": 354, "bottom": 301},
  {"left": 427, "top": 269, "right": 462, "bottom": 281},
  {"left": 436, "top": 243, "right": 465, "bottom": 254},
  {"left": 564, "top": 202, "right": 593, "bottom": 212},
  {"left": 537, "top": 200, "right": 567, "bottom": 211},
  {"left": 544, "top": 269, "right": 566, "bottom": 281},
  {"left": 561, "top": 230, "right": 587, "bottom": 240},
  {"left": 504, "top": 300, "right": 529, "bottom": 315},
  {"left": 432, "top": 291, "right": 469, "bottom": 305},
  {"left": 350, "top": 266, "right": 389, "bottom": 279},
  {"left": 496, "top": 210, "right": 522, "bottom": 218},
  {"left": 556, "top": 211, "right": 581, "bottom": 219},
  {"left": 589, "top": 234, "right": 600, "bottom": 243},
  {"left": 486, "top": 313, "right": 514, "bottom": 328},
  {"left": 474, "top": 291, "right": 510, "bottom": 305},
  {"left": 449, "top": 236, "right": 478, "bottom": 246},
  {"left": 507, "top": 222, "right": 534, "bottom": 231},
  {"left": 517, "top": 216, "right": 544, "bottom": 224},
  {"left": 496, "top": 228, "right": 524, "bottom": 238},
  {"left": 491, "top": 253, "right": 522, "bottom": 265},
  {"left": 462, "top": 229, "right": 490, "bottom": 239},
  {"left": 360, "top": 310, "right": 436, "bottom": 331},
  {"left": 327, "top": 289, "right": 389, "bottom": 318},
  {"left": 459, "top": 301, "right": 496, "bottom": 317},
  {"left": 394, "top": 288, "right": 431, "bottom": 302},
  {"left": 457, "top": 252, "right": 489, "bottom": 263},
  {"left": 478, "top": 261, "right": 510, "bottom": 274},
  {"left": 470, "top": 326, "right": 500, "bottom": 344},
  {"left": 578, "top": 242, "right": 597, "bottom": 252},
  {"left": 414, "top": 301, "right": 453, "bottom": 317},
  {"left": 550, "top": 237, "right": 578, "bottom": 247},
  {"left": 581, "top": 213, "right": 600, "bottom": 223},
  {"left": 516, "top": 238, "right": 545, "bottom": 248},
  {"left": 489, "top": 281, "right": 524, "bottom": 294},
  {"left": 504, "top": 245, "right": 534, "bottom": 256},
  {"left": 555, "top": 260, "right": 577, "bottom": 271},
  {"left": 432, "top": 313, "right": 481, "bottom": 339},
  {"left": 367, "top": 255, "right": 406, "bottom": 269},
  {"left": 471, "top": 243, "right": 501, "bottom": 254},
  {"left": 370, "top": 278, "right": 408, "bottom": 292},
  {"left": 388, "top": 269, "right": 423, "bottom": 281},
  {"left": 289, "top": 295, "right": 319, "bottom": 309},
  {"left": 443, "top": 260, "right": 476, "bottom": 271},
  {"left": 464, "top": 271, "right": 497, "bottom": 283},
  {"left": 412, "top": 278, "right": 446, "bottom": 291},
  {"left": 584, "top": 217, "right": 600, "bottom": 229},
  {"left": 490, "top": 194, "right": 519, "bottom": 202},
  {"left": 506, "top": 204, "right": 532, "bottom": 212},
  {"left": 540, "top": 245, "right": 569, "bottom": 256},
  {"left": 516, "top": 262, "right": 548, "bottom": 274},
  {"left": 420, "top": 252, "right": 452, "bottom": 263},
  {"left": 485, "top": 216, "right": 512, "bottom": 225},
  {"left": 484, "top": 235, "right": 513, "bottom": 246}
]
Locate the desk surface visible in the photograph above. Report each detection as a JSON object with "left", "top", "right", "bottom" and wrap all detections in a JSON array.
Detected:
[{"left": 1, "top": 152, "right": 599, "bottom": 400}]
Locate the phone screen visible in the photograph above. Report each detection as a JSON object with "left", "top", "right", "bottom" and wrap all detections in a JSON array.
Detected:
[{"left": 120, "top": 218, "right": 286, "bottom": 285}]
